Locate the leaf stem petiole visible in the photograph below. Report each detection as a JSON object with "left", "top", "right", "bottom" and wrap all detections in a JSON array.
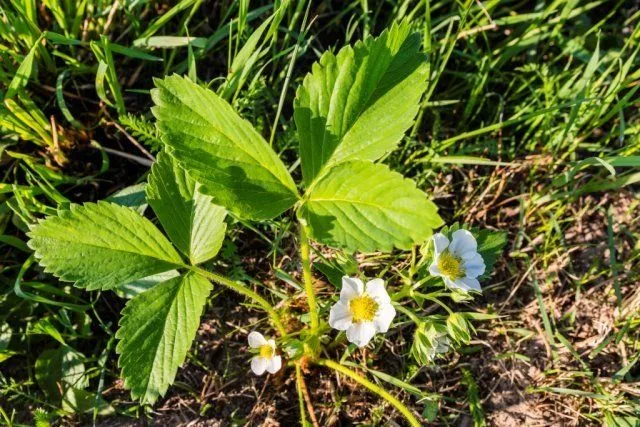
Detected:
[
  {"left": 299, "top": 223, "right": 319, "bottom": 333},
  {"left": 191, "top": 266, "right": 288, "bottom": 337}
]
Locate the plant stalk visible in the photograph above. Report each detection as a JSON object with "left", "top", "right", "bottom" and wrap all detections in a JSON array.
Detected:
[
  {"left": 299, "top": 223, "right": 319, "bottom": 332},
  {"left": 394, "top": 303, "right": 422, "bottom": 325},
  {"left": 192, "top": 266, "right": 287, "bottom": 337},
  {"left": 295, "top": 364, "right": 309, "bottom": 426},
  {"left": 296, "top": 363, "right": 320, "bottom": 427},
  {"left": 316, "top": 359, "right": 421, "bottom": 427}
]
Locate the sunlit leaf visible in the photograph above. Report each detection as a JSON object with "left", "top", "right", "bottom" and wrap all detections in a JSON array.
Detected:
[
  {"left": 28, "top": 202, "right": 183, "bottom": 290},
  {"left": 152, "top": 75, "right": 298, "bottom": 219},
  {"left": 116, "top": 272, "right": 211, "bottom": 404},
  {"left": 147, "top": 151, "right": 227, "bottom": 264},
  {"left": 294, "top": 22, "right": 428, "bottom": 185},
  {"left": 301, "top": 161, "right": 442, "bottom": 252}
]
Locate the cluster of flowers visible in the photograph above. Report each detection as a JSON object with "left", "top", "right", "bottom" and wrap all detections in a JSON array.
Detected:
[{"left": 249, "top": 230, "right": 485, "bottom": 375}]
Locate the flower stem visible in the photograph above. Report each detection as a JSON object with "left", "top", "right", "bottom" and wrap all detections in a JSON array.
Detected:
[
  {"left": 191, "top": 266, "right": 287, "bottom": 337},
  {"left": 424, "top": 296, "right": 454, "bottom": 315},
  {"left": 295, "top": 364, "right": 308, "bottom": 426},
  {"left": 316, "top": 359, "right": 421, "bottom": 427},
  {"left": 299, "top": 223, "right": 319, "bottom": 332},
  {"left": 296, "top": 363, "right": 320, "bottom": 427},
  {"left": 394, "top": 303, "right": 422, "bottom": 325}
]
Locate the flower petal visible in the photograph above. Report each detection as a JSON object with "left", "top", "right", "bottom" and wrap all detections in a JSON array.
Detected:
[
  {"left": 429, "top": 262, "right": 441, "bottom": 277},
  {"left": 267, "top": 339, "right": 276, "bottom": 350},
  {"left": 366, "top": 278, "right": 390, "bottom": 304},
  {"left": 346, "top": 322, "right": 377, "bottom": 348},
  {"left": 341, "top": 276, "right": 364, "bottom": 301},
  {"left": 251, "top": 356, "right": 268, "bottom": 375},
  {"left": 248, "top": 331, "right": 267, "bottom": 348},
  {"left": 266, "top": 355, "right": 282, "bottom": 374},
  {"left": 449, "top": 229, "right": 477, "bottom": 256},
  {"left": 454, "top": 277, "right": 481, "bottom": 292},
  {"left": 329, "top": 301, "right": 352, "bottom": 331},
  {"left": 432, "top": 233, "right": 450, "bottom": 256},
  {"left": 463, "top": 253, "right": 486, "bottom": 278},
  {"left": 443, "top": 277, "right": 458, "bottom": 290},
  {"left": 374, "top": 303, "right": 396, "bottom": 333}
]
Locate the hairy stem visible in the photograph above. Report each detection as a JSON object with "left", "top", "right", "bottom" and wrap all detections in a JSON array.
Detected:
[
  {"left": 296, "top": 363, "right": 320, "bottom": 427},
  {"left": 299, "top": 223, "right": 319, "bottom": 332},
  {"left": 192, "top": 266, "right": 287, "bottom": 337},
  {"left": 317, "top": 359, "right": 421, "bottom": 427},
  {"left": 295, "top": 364, "right": 308, "bottom": 426}
]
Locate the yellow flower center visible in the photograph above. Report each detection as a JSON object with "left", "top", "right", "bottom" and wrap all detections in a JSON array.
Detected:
[
  {"left": 349, "top": 295, "right": 378, "bottom": 322},
  {"left": 259, "top": 344, "right": 274, "bottom": 358},
  {"left": 438, "top": 250, "right": 465, "bottom": 280}
]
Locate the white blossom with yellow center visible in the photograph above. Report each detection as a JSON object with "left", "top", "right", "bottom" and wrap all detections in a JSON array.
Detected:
[
  {"left": 247, "top": 331, "right": 282, "bottom": 376},
  {"left": 329, "top": 276, "right": 396, "bottom": 348},
  {"left": 429, "top": 230, "right": 486, "bottom": 292}
]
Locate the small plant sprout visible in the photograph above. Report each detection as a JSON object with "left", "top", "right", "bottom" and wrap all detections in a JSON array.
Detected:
[
  {"left": 248, "top": 332, "right": 282, "bottom": 376},
  {"left": 329, "top": 277, "right": 396, "bottom": 347},
  {"left": 430, "top": 229, "right": 486, "bottom": 292}
]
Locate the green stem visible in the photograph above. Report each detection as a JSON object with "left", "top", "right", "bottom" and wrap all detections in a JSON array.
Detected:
[
  {"left": 295, "top": 364, "right": 308, "bottom": 426},
  {"left": 299, "top": 223, "right": 319, "bottom": 332},
  {"left": 191, "top": 266, "right": 287, "bottom": 337},
  {"left": 317, "top": 359, "right": 421, "bottom": 427},
  {"left": 394, "top": 303, "right": 422, "bottom": 325},
  {"left": 392, "top": 284, "right": 411, "bottom": 301},
  {"left": 424, "top": 296, "right": 454, "bottom": 315}
]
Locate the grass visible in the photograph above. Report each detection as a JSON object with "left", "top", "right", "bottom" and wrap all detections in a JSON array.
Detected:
[{"left": 1, "top": 0, "right": 639, "bottom": 425}]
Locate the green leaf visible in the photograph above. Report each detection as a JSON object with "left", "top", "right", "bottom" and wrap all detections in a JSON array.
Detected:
[
  {"left": 115, "top": 270, "right": 181, "bottom": 299},
  {"left": 474, "top": 229, "right": 507, "bottom": 278},
  {"left": 294, "top": 22, "right": 428, "bottom": 185},
  {"left": 29, "top": 317, "right": 66, "bottom": 345},
  {"left": 447, "top": 313, "right": 471, "bottom": 344},
  {"left": 106, "top": 183, "right": 148, "bottom": 214},
  {"left": 300, "top": 161, "right": 442, "bottom": 252},
  {"left": 116, "top": 272, "right": 211, "bottom": 404},
  {"left": 61, "top": 387, "right": 114, "bottom": 415},
  {"left": 35, "top": 346, "right": 88, "bottom": 399},
  {"left": 147, "top": 151, "right": 227, "bottom": 264},
  {"left": 6, "top": 33, "right": 45, "bottom": 99},
  {"left": 151, "top": 75, "right": 298, "bottom": 220},
  {"left": 28, "top": 202, "right": 183, "bottom": 290}
]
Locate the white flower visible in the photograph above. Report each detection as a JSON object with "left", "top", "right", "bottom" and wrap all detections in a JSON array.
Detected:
[
  {"left": 429, "top": 229, "right": 486, "bottom": 292},
  {"left": 329, "top": 276, "right": 396, "bottom": 348},
  {"left": 247, "top": 331, "right": 282, "bottom": 376}
]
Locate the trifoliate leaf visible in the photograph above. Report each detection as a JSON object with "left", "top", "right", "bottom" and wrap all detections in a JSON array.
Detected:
[
  {"left": 28, "top": 202, "right": 183, "bottom": 290},
  {"left": 300, "top": 161, "right": 442, "bottom": 252},
  {"left": 294, "top": 21, "right": 428, "bottom": 186},
  {"left": 147, "top": 151, "right": 227, "bottom": 264},
  {"left": 151, "top": 75, "right": 298, "bottom": 220},
  {"left": 116, "top": 272, "right": 211, "bottom": 404}
]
